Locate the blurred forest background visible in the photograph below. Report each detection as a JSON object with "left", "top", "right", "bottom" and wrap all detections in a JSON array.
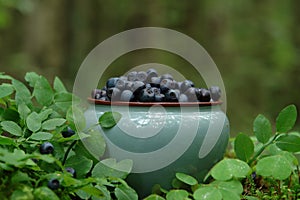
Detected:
[{"left": 0, "top": 0, "right": 299, "bottom": 134}]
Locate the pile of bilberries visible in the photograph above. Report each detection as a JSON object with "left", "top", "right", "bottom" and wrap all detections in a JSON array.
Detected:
[{"left": 92, "top": 69, "right": 221, "bottom": 102}]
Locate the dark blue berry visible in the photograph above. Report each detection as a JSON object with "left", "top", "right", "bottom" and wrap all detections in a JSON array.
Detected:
[
  {"left": 65, "top": 167, "right": 76, "bottom": 178},
  {"left": 198, "top": 88, "right": 211, "bottom": 102},
  {"left": 184, "top": 87, "right": 198, "bottom": 102},
  {"left": 154, "top": 94, "right": 165, "bottom": 102},
  {"left": 40, "top": 142, "right": 54, "bottom": 154},
  {"left": 139, "top": 88, "right": 155, "bottom": 102},
  {"left": 137, "top": 71, "right": 147, "bottom": 82},
  {"left": 179, "top": 94, "right": 189, "bottom": 102},
  {"left": 161, "top": 73, "right": 173, "bottom": 80},
  {"left": 165, "top": 89, "right": 179, "bottom": 102},
  {"left": 127, "top": 71, "right": 137, "bottom": 81},
  {"left": 62, "top": 127, "right": 75, "bottom": 138},
  {"left": 107, "top": 87, "right": 121, "bottom": 101},
  {"left": 115, "top": 79, "right": 126, "bottom": 90},
  {"left": 131, "top": 81, "right": 145, "bottom": 95},
  {"left": 120, "top": 90, "right": 135, "bottom": 102},
  {"left": 106, "top": 77, "right": 119, "bottom": 89},
  {"left": 48, "top": 178, "right": 60, "bottom": 190},
  {"left": 209, "top": 86, "right": 221, "bottom": 101},
  {"left": 146, "top": 68, "right": 158, "bottom": 82},
  {"left": 180, "top": 80, "right": 194, "bottom": 93},
  {"left": 91, "top": 89, "right": 102, "bottom": 99}
]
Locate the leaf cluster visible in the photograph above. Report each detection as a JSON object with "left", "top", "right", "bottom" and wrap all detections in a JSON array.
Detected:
[
  {"left": 145, "top": 105, "right": 300, "bottom": 199},
  {"left": 0, "top": 72, "right": 136, "bottom": 200}
]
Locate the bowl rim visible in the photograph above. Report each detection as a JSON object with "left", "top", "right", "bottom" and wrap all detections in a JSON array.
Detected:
[{"left": 87, "top": 97, "right": 222, "bottom": 107}]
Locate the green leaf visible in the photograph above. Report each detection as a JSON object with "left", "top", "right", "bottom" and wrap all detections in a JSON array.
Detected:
[
  {"left": 92, "top": 158, "right": 133, "bottom": 179},
  {"left": 193, "top": 186, "right": 222, "bottom": 200},
  {"left": 194, "top": 180, "right": 243, "bottom": 200},
  {"left": 98, "top": 111, "right": 122, "bottom": 129},
  {"left": 210, "top": 159, "right": 251, "bottom": 181},
  {"left": 166, "top": 190, "right": 189, "bottom": 200},
  {"left": 79, "top": 127, "right": 105, "bottom": 160},
  {"left": 65, "top": 155, "right": 93, "bottom": 178},
  {"left": 33, "top": 187, "right": 60, "bottom": 200},
  {"left": 76, "top": 185, "right": 103, "bottom": 199},
  {"left": 211, "top": 180, "right": 243, "bottom": 196},
  {"left": 275, "top": 134, "right": 300, "bottom": 152},
  {"left": 11, "top": 190, "right": 34, "bottom": 200},
  {"left": 144, "top": 194, "right": 165, "bottom": 200},
  {"left": 12, "top": 79, "right": 32, "bottom": 107},
  {"left": 18, "top": 102, "right": 31, "bottom": 120},
  {"left": 30, "top": 132, "right": 53, "bottom": 140},
  {"left": 33, "top": 76, "right": 54, "bottom": 106},
  {"left": 1, "top": 108, "right": 20, "bottom": 122},
  {"left": 53, "top": 76, "right": 67, "bottom": 93},
  {"left": 66, "top": 106, "right": 86, "bottom": 131},
  {"left": 25, "top": 72, "right": 40, "bottom": 87},
  {"left": 41, "top": 118, "right": 66, "bottom": 130},
  {"left": 0, "top": 135, "right": 15, "bottom": 145},
  {"left": 38, "top": 109, "right": 53, "bottom": 121},
  {"left": 11, "top": 170, "right": 32, "bottom": 183},
  {"left": 234, "top": 133, "right": 254, "bottom": 162},
  {"left": 0, "top": 72, "right": 13, "bottom": 80},
  {"left": 276, "top": 105, "right": 297, "bottom": 133},
  {"left": 1, "top": 120, "right": 22, "bottom": 136},
  {"left": 114, "top": 184, "right": 138, "bottom": 200},
  {"left": 0, "top": 83, "right": 14, "bottom": 98},
  {"left": 256, "top": 155, "right": 292, "bottom": 180},
  {"left": 26, "top": 112, "right": 42, "bottom": 132},
  {"left": 175, "top": 172, "right": 198, "bottom": 186},
  {"left": 253, "top": 114, "right": 272, "bottom": 144}
]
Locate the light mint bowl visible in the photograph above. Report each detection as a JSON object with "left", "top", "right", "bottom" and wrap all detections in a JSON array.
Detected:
[{"left": 85, "top": 99, "right": 229, "bottom": 198}]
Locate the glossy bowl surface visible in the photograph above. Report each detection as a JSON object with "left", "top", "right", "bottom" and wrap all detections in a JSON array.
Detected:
[{"left": 85, "top": 99, "right": 229, "bottom": 197}]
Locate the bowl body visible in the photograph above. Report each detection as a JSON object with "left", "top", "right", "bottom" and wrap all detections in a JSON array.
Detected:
[{"left": 84, "top": 100, "right": 229, "bottom": 197}]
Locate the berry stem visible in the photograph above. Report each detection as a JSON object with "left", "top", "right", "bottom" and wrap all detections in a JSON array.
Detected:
[
  {"left": 62, "top": 140, "right": 77, "bottom": 165},
  {"left": 248, "top": 133, "right": 281, "bottom": 166}
]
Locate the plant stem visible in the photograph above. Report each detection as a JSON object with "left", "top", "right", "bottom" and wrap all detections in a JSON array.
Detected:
[
  {"left": 248, "top": 133, "right": 280, "bottom": 166},
  {"left": 62, "top": 140, "right": 77, "bottom": 165}
]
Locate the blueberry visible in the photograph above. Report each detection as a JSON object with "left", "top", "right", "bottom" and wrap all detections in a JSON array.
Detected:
[
  {"left": 154, "top": 93, "right": 165, "bottom": 102},
  {"left": 131, "top": 81, "right": 145, "bottom": 95},
  {"left": 161, "top": 73, "right": 173, "bottom": 80},
  {"left": 106, "top": 77, "right": 119, "bottom": 89},
  {"left": 99, "top": 96, "right": 109, "bottom": 101},
  {"left": 147, "top": 68, "right": 158, "bottom": 76},
  {"left": 120, "top": 90, "right": 135, "bottom": 102},
  {"left": 198, "top": 88, "right": 211, "bottom": 102},
  {"left": 209, "top": 86, "right": 221, "bottom": 101},
  {"left": 124, "top": 81, "right": 133, "bottom": 90},
  {"left": 138, "top": 88, "right": 155, "bottom": 102},
  {"left": 136, "top": 71, "right": 147, "bottom": 82},
  {"left": 150, "top": 87, "right": 161, "bottom": 96},
  {"left": 65, "top": 167, "right": 76, "bottom": 178},
  {"left": 115, "top": 79, "right": 126, "bottom": 90},
  {"left": 62, "top": 127, "right": 75, "bottom": 138},
  {"left": 40, "top": 142, "right": 54, "bottom": 154},
  {"left": 180, "top": 80, "right": 194, "bottom": 93},
  {"left": 48, "top": 178, "right": 60, "bottom": 190},
  {"left": 149, "top": 77, "right": 161, "bottom": 88},
  {"left": 179, "top": 94, "right": 189, "bottom": 102},
  {"left": 107, "top": 87, "right": 121, "bottom": 101},
  {"left": 160, "top": 79, "right": 173, "bottom": 94},
  {"left": 184, "top": 87, "right": 198, "bottom": 102},
  {"left": 119, "top": 76, "right": 128, "bottom": 81},
  {"left": 165, "top": 89, "right": 179, "bottom": 102},
  {"left": 146, "top": 68, "right": 158, "bottom": 82},
  {"left": 127, "top": 71, "right": 137, "bottom": 81},
  {"left": 91, "top": 89, "right": 102, "bottom": 99}
]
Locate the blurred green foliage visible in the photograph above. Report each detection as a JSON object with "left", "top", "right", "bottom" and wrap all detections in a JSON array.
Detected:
[{"left": 0, "top": 0, "right": 299, "bottom": 134}]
